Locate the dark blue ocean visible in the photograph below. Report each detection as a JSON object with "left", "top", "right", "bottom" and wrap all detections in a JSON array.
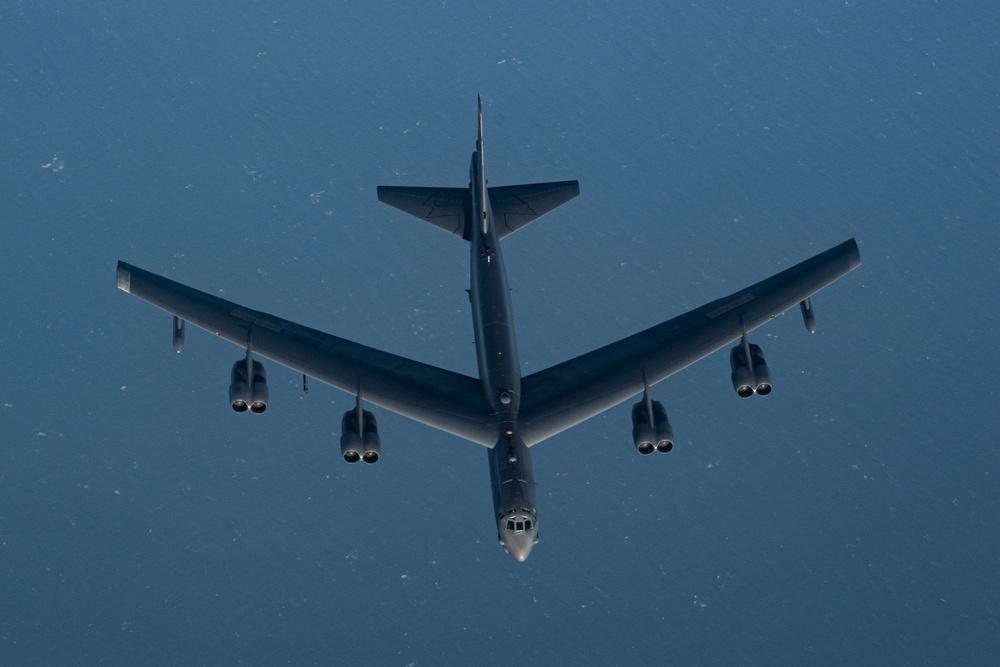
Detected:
[{"left": 2, "top": 2, "right": 998, "bottom": 664}]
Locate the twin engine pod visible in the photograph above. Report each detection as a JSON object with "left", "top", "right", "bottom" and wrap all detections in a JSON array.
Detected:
[
  {"left": 229, "top": 358, "right": 269, "bottom": 413},
  {"left": 340, "top": 408, "right": 381, "bottom": 464},
  {"left": 631, "top": 399, "right": 674, "bottom": 455},
  {"left": 730, "top": 343, "right": 772, "bottom": 398}
]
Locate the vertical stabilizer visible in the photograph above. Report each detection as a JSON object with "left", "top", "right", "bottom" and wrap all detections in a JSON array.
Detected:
[
  {"left": 476, "top": 95, "right": 488, "bottom": 235},
  {"left": 477, "top": 95, "right": 484, "bottom": 156}
]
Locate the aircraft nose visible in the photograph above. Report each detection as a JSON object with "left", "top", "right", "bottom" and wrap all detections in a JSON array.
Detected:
[{"left": 504, "top": 533, "right": 535, "bottom": 562}]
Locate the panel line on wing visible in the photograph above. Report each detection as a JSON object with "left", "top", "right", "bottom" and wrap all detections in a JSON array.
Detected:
[
  {"left": 706, "top": 293, "right": 755, "bottom": 319},
  {"left": 232, "top": 308, "right": 284, "bottom": 332}
]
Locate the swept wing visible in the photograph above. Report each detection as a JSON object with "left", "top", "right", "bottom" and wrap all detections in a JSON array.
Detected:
[
  {"left": 116, "top": 262, "right": 496, "bottom": 445},
  {"left": 518, "top": 239, "right": 861, "bottom": 445}
]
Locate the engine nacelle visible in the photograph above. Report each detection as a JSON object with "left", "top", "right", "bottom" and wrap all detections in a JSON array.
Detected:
[
  {"left": 339, "top": 410, "right": 362, "bottom": 463},
  {"left": 730, "top": 346, "right": 754, "bottom": 398},
  {"left": 361, "top": 411, "right": 381, "bottom": 464},
  {"left": 230, "top": 358, "right": 268, "bottom": 413},
  {"left": 730, "top": 343, "right": 771, "bottom": 397},
  {"left": 748, "top": 343, "right": 772, "bottom": 396},
  {"left": 651, "top": 400, "right": 674, "bottom": 453},
  {"left": 631, "top": 402, "right": 655, "bottom": 455},
  {"left": 631, "top": 399, "right": 674, "bottom": 455},
  {"left": 340, "top": 409, "right": 381, "bottom": 464}
]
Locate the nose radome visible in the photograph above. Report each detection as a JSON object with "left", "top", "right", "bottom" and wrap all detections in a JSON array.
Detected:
[{"left": 505, "top": 534, "right": 535, "bottom": 562}]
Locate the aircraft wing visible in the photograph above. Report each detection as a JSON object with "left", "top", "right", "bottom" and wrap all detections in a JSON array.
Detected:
[
  {"left": 518, "top": 239, "right": 862, "bottom": 446},
  {"left": 488, "top": 181, "right": 581, "bottom": 239},
  {"left": 116, "top": 262, "right": 496, "bottom": 446}
]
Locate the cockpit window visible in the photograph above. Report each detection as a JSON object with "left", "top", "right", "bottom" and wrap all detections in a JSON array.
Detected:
[{"left": 503, "top": 510, "right": 537, "bottom": 535}]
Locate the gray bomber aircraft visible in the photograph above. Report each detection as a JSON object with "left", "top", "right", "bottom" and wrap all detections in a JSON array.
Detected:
[{"left": 117, "top": 97, "right": 861, "bottom": 561}]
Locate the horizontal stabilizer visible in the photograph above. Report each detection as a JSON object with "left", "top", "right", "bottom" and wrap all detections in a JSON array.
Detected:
[
  {"left": 377, "top": 186, "right": 470, "bottom": 238},
  {"left": 489, "top": 180, "right": 579, "bottom": 239},
  {"left": 377, "top": 180, "right": 579, "bottom": 241}
]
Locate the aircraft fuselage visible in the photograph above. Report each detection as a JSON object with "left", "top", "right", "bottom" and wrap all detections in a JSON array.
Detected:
[{"left": 468, "top": 110, "right": 538, "bottom": 562}]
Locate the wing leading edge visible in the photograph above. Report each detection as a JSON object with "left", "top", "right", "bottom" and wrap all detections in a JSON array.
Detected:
[
  {"left": 116, "top": 262, "right": 496, "bottom": 446},
  {"left": 518, "top": 239, "right": 862, "bottom": 446}
]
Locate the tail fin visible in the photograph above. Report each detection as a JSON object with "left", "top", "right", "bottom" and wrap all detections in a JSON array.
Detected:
[{"left": 477, "top": 94, "right": 484, "bottom": 156}]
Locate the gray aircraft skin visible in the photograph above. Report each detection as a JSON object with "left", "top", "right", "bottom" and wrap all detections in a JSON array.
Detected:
[{"left": 116, "top": 97, "right": 861, "bottom": 561}]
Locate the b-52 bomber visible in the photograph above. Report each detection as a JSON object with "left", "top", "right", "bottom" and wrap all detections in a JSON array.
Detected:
[{"left": 117, "top": 97, "right": 861, "bottom": 561}]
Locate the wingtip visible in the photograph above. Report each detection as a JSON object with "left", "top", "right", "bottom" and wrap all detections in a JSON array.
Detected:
[
  {"left": 846, "top": 237, "right": 862, "bottom": 268},
  {"left": 116, "top": 261, "right": 132, "bottom": 293}
]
